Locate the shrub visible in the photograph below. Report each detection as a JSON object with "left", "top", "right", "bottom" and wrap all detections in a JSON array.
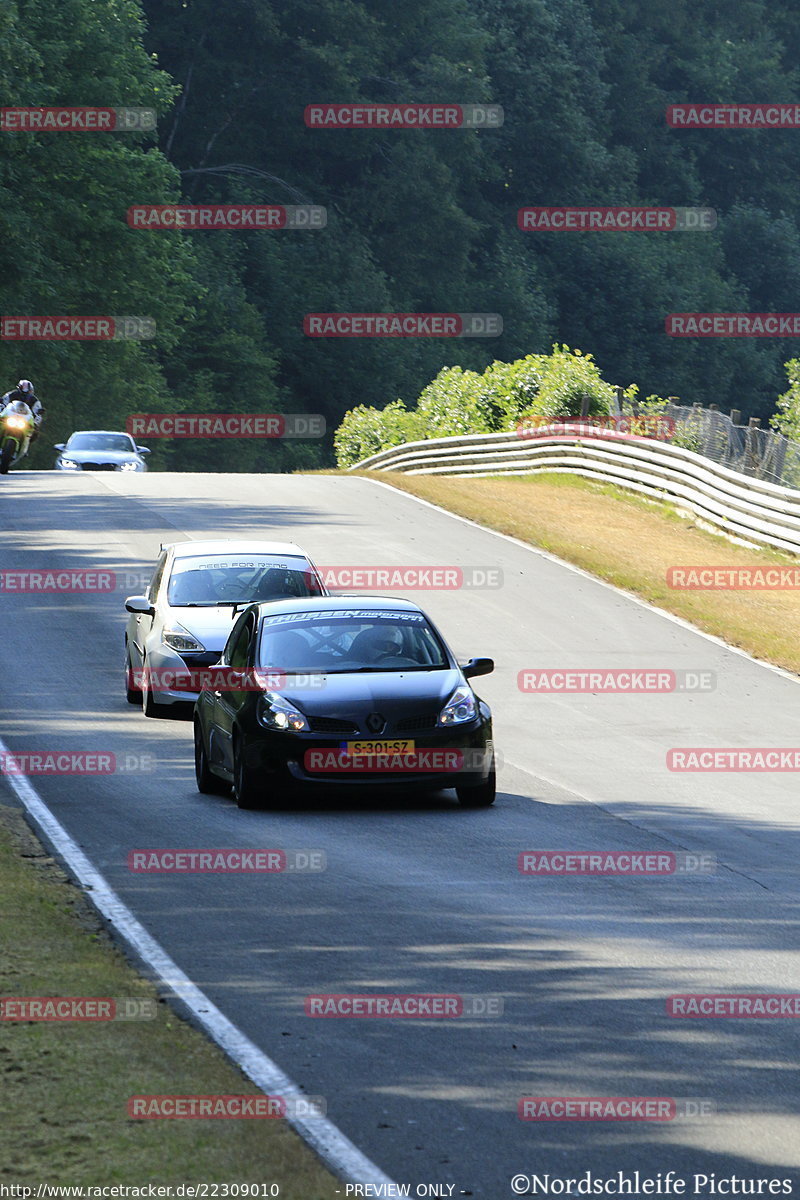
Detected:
[
  {"left": 414, "top": 366, "right": 492, "bottom": 437},
  {"left": 772, "top": 358, "right": 800, "bottom": 441},
  {"left": 333, "top": 400, "right": 420, "bottom": 468},
  {"left": 516, "top": 345, "right": 615, "bottom": 428}
]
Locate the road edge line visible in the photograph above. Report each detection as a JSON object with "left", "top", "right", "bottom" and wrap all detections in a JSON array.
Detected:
[{"left": 0, "top": 737, "right": 397, "bottom": 1190}]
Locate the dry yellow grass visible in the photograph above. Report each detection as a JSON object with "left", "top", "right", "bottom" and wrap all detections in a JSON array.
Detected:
[{"left": 346, "top": 469, "right": 800, "bottom": 675}]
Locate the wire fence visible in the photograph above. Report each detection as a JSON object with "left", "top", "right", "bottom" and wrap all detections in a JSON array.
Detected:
[
  {"left": 660, "top": 403, "right": 800, "bottom": 489},
  {"left": 612, "top": 393, "right": 800, "bottom": 490}
]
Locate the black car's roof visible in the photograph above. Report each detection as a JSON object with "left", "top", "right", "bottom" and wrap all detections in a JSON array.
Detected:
[{"left": 252, "top": 595, "right": 424, "bottom": 618}]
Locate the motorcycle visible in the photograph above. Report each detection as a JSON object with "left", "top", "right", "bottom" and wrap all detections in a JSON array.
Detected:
[{"left": 0, "top": 400, "right": 35, "bottom": 474}]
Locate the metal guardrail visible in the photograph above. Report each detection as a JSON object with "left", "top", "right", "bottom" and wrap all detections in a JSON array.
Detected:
[{"left": 352, "top": 424, "right": 800, "bottom": 555}]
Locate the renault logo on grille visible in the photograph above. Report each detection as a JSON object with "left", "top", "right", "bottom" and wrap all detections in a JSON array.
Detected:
[{"left": 366, "top": 713, "right": 386, "bottom": 734}]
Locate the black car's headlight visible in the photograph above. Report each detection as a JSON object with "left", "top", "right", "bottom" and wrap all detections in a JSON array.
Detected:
[
  {"left": 258, "top": 692, "right": 310, "bottom": 732},
  {"left": 438, "top": 685, "right": 478, "bottom": 726}
]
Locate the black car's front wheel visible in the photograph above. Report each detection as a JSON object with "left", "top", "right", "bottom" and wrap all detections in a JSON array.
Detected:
[
  {"left": 194, "top": 721, "right": 229, "bottom": 795},
  {"left": 233, "top": 738, "right": 264, "bottom": 810},
  {"left": 456, "top": 759, "right": 496, "bottom": 807}
]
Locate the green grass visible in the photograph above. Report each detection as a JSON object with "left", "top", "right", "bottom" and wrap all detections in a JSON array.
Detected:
[{"left": 0, "top": 804, "right": 339, "bottom": 1193}]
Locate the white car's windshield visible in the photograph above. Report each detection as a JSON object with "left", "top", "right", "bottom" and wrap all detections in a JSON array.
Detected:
[
  {"left": 257, "top": 611, "right": 448, "bottom": 673},
  {"left": 168, "top": 555, "right": 324, "bottom": 607},
  {"left": 68, "top": 433, "right": 135, "bottom": 452}
]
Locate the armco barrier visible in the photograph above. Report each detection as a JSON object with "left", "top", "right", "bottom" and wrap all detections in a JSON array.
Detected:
[{"left": 351, "top": 424, "right": 800, "bottom": 555}]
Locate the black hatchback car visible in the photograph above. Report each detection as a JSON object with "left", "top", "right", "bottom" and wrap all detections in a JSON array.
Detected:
[{"left": 193, "top": 595, "right": 496, "bottom": 809}]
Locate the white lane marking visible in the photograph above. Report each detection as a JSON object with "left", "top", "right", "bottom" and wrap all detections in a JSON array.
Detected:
[
  {"left": 0, "top": 739, "right": 396, "bottom": 1189},
  {"left": 362, "top": 476, "right": 800, "bottom": 687}
]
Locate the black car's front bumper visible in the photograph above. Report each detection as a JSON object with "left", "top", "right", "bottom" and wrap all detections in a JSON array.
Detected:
[{"left": 240, "top": 719, "right": 494, "bottom": 792}]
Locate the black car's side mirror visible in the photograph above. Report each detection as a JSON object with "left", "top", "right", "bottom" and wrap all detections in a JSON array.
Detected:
[
  {"left": 125, "top": 595, "right": 155, "bottom": 616},
  {"left": 462, "top": 657, "right": 494, "bottom": 679},
  {"left": 53, "top": 443, "right": 66, "bottom": 451}
]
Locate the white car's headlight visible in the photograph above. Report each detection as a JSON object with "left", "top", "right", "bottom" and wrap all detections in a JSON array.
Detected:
[
  {"left": 162, "top": 624, "right": 205, "bottom": 653},
  {"left": 59, "top": 458, "right": 80, "bottom": 470},
  {"left": 438, "top": 685, "right": 477, "bottom": 726},
  {"left": 257, "top": 692, "right": 309, "bottom": 732},
  {"left": 120, "top": 460, "right": 140, "bottom": 472}
]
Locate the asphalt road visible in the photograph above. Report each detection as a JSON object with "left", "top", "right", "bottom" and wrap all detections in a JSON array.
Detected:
[{"left": 3, "top": 470, "right": 800, "bottom": 1197}]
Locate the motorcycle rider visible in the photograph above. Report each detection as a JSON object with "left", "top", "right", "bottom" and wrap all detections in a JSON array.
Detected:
[{"left": 0, "top": 380, "right": 44, "bottom": 447}]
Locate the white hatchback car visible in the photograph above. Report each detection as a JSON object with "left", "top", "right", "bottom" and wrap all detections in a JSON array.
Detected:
[{"left": 125, "top": 540, "right": 327, "bottom": 716}]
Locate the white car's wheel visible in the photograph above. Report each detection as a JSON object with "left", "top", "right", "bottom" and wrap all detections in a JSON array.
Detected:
[
  {"left": 125, "top": 646, "right": 141, "bottom": 705},
  {"left": 141, "top": 657, "right": 169, "bottom": 719}
]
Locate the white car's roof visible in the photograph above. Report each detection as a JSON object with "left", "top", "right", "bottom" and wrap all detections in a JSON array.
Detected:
[
  {"left": 68, "top": 430, "right": 135, "bottom": 437},
  {"left": 168, "top": 540, "right": 309, "bottom": 559}
]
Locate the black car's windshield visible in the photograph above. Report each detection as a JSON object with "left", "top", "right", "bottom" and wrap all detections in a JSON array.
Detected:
[
  {"left": 68, "top": 433, "right": 136, "bottom": 453},
  {"left": 257, "top": 610, "right": 448, "bottom": 673},
  {"left": 167, "top": 555, "right": 324, "bottom": 607}
]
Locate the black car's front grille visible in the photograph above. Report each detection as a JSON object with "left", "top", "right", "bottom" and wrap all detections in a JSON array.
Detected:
[
  {"left": 308, "top": 715, "right": 359, "bottom": 734},
  {"left": 80, "top": 462, "right": 118, "bottom": 471},
  {"left": 395, "top": 714, "right": 438, "bottom": 731}
]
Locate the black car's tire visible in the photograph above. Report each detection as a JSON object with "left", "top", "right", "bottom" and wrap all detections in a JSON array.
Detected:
[
  {"left": 125, "top": 647, "right": 142, "bottom": 705},
  {"left": 233, "top": 739, "right": 263, "bottom": 810},
  {"left": 456, "top": 761, "right": 496, "bottom": 808},
  {"left": 0, "top": 442, "right": 14, "bottom": 475},
  {"left": 194, "top": 721, "right": 229, "bottom": 795},
  {"left": 141, "top": 659, "right": 168, "bottom": 719}
]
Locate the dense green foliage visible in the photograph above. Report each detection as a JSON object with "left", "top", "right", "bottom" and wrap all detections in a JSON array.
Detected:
[
  {"left": 334, "top": 345, "right": 647, "bottom": 466},
  {"left": 4, "top": 0, "right": 800, "bottom": 469}
]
